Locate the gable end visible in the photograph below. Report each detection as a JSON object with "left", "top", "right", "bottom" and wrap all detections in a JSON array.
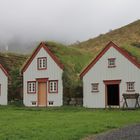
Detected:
[
  {"left": 21, "top": 42, "right": 64, "bottom": 73},
  {"left": 80, "top": 41, "right": 140, "bottom": 78}
]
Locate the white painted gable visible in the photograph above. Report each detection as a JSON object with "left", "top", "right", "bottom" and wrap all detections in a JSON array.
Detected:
[
  {"left": 82, "top": 44, "right": 140, "bottom": 108},
  {"left": 24, "top": 47, "right": 63, "bottom": 79}
]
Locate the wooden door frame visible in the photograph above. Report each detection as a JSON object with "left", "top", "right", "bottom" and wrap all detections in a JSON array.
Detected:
[
  {"left": 103, "top": 80, "right": 121, "bottom": 108},
  {"left": 36, "top": 78, "right": 48, "bottom": 107}
]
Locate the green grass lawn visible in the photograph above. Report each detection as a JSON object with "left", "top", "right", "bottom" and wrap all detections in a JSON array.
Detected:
[{"left": 0, "top": 106, "right": 140, "bottom": 140}]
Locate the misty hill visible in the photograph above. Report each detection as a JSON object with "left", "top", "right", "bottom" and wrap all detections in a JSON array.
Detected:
[
  {"left": 0, "top": 38, "right": 39, "bottom": 54},
  {"left": 71, "top": 20, "right": 140, "bottom": 62}
]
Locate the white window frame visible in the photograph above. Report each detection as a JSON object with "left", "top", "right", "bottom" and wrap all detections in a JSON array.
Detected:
[
  {"left": 108, "top": 58, "right": 116, "bottom": 68},
  {"left": 49, "top": 80, "right": 58, "bottom": 93},
  {"left": 37, "top": 57, "right": 47, "bottom": 70},
  {"left": 126, "top": 82, "right": 135, "bottom": 92},
  {"left": 27, "top": 81, "right": 36, "bottom": 93},
  {"left": 48, "top": 101, "right": 54, "bottom": 105},
  {"left": 91, "top": 83, "right": 99, "bottom": 92}
]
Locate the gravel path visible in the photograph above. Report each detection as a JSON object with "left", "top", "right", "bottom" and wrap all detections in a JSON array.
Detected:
[{"left": 84, "top": 124, "right": 140, "bottom": 140}]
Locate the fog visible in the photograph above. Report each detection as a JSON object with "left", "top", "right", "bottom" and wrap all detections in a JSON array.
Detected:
[{"left": 0, "top": 0, "right": 140, "bottom": 52}]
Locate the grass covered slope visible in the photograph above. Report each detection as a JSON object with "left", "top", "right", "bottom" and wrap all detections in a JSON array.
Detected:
[
  {"left": 0, "top": 52, "right": 27, "bottom": 99},
  {"left": 46, "top": 42, "right": 93, "bottom": 74},
  {"left": 71, "top": 20, "right": 140, "bottom": 50},
  {"left": 0, "top": 106, "right": 140, "bottom": 140},
  {"left": 0, "top": 52, "right": 27, "bottom": 73},
  {"left": 71, "top": 20, "right": 140, "bottom": 62}
]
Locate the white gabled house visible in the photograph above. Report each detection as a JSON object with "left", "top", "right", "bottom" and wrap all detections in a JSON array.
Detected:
[
  {"left": 80, "top": 41, "right": 140, "bottom": 108},
  {"left": 0, "top": 64, "right": 8, "bottom": 105},
  {"left": 21, "top": 42, "right": 64, "bottom": 107}
]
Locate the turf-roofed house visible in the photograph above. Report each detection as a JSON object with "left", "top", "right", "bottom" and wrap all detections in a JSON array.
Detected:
[
  {"left": 0, "top": 64, "right": 8, "bottom": 105},
  {"left": 21, "top": 42, "right": 64, "bottom": 107},
  {"left": 80, "top": 41, "right": 140, "bottom": 108}
]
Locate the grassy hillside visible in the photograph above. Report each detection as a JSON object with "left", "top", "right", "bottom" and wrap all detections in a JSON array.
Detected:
[
  {"left": 46, "top": 42, "right": 93, "bottom": 74},
  {"left": 0, "top": 52, "right": 27, "bottom": 99},
  {"left": 0, "top": 52, "right": 27, "bottom": 72},
  {"left": 71, "top": 20, "right": 140, "bottom": 62}
]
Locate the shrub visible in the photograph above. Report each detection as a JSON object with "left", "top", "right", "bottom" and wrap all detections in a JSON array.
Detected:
[{"left": 9, "top": 99, "right": 23, "bottom": 106}]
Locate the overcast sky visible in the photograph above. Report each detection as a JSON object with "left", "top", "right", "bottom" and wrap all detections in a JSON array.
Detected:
[{"left": 0, "top": 0, "right": 140, "bottom": 45}]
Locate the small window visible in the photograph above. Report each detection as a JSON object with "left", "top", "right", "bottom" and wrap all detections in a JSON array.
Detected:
[
  {"left": 37, "top": 57, "right": 47, "bottom": 70},
  {"left": 108, "top": 58, "right": 116, "bottom": 68},
  {"left": 91, "top": 83, "right": 99, "bottom": 92},
  {"left": 32, "top": 101, "right": 36, "bottom": 105},
  {"left": 126, "top": 82, "right": 135, "bottom": 92},
  {"left": 27, "top": 81, "right": 36, "bottom": 93},
  {"left": 49, "top": 101, "right": 54, "bottom": 105},
  {"left": 49, "top": 80, "right": 58, "bottom": 93}
]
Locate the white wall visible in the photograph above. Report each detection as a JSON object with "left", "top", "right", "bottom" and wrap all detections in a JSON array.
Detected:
[
  {"left": 83, "top": 46, "right": 140, "bottom": 108},
  {"left": 23, "top": 47, "right": 63, "bottom": 107},
  {"left": 0, "top": 68, "right": 8, "bottom": 105}
]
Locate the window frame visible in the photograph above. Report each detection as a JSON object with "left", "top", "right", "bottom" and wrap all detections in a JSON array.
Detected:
[
  {"left": 48, "top": 101, "right": 54, "bottom": 105},
  {"left": 108, "top": 58, "right": 116, "bottom": 68},
  {"left": 49, "top": 80, "right": 58, "bottom": 93},
  {"left": 37, "top": 57, "right": 47, "bottom": 70},
  {"left": 27, "top": 81, "right": 36, "bottom": 94},
  {"left": 126, "top": 82, "right": 135, "bottom": 92},
  {"left": 91, "top": 83, "right": 99, "bottom": 93}
]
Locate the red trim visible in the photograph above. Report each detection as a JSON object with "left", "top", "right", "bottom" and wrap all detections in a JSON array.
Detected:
[
  {"left": 104, "top": 80, "right": 121, "bottom": 107},
  {"left": 21, "top": 42, "right": 64, "bottom": 73},
  {"left": 0, "top": 64, "right": 9, "bottom": 77},
  {"left": 37, "top": 57, "right": 47, "bottom": 70},
  {"left": 27, "top": 81, "right": 36, "bottom": 94},
  {"left": 80, "top": 41, "right": 140, "bottom": 78},
  {"left": 36, "top": 78, "right": 48, "bottom": 82},
  {"left": 106, "top": 84, "right": 120, "bottom": 107},
  {"left": 48, "top": 80, "right": 58, "bottom": 93},
  {"left": 103, "top": 80, "right": 121, "bottom": 85}
]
